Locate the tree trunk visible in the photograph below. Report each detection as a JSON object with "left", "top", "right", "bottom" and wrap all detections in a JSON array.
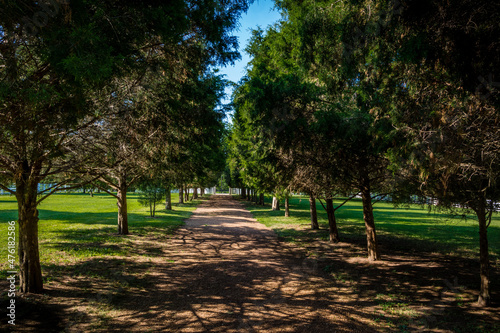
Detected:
[
  {"left": 242, "top": 188, "right": 246, "bottom": 199},
  {"left": 309, "top": 194, "right": 319, "bottom": 229},
  {"left": 285, "top": 196, "right": 290, "bottom": 217},
  {"left": 179, "top": 186, "right": 184, "bottom": 204},
  {"left": 149, "top": 198, "right": 153, "bottom": 217},
  {"left": 361, "top": 182, "right": 379, "bottom": 260},
  {"left": 272, "top": 196, "right": 280, "bottom": 211},
  {"left": 476, "top": 199, "right": 491, "bottom": 306},
  {"left": 165, "top": 187, "right": 172, "bottom": 210},
  {"left": 259, "top": 193, "right": 264, "bottom": 205},
  {"left": 16, "top": 168, "right": 43, "bottom": 293},
  {"left": 117, "top": 176, "right": 129, "bottom": 235},
  {"left": 326, "top": 198, "right": 339, "bottom": 242},
  {"left": 201, "top": 188, "right": 205, "bottom": 197},
  {"left": 185, "top": 187, "right": 189, "bottom": 202},
  {"left": 193, "top": 188, "right": 198, "bottom": 199}
]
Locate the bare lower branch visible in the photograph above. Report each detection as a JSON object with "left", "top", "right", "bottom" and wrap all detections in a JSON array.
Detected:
[
  {"left": 98, "top": 176, "right": 119, "bottom": 191},
  {"left": 318, "top": 198, "right": 327, "bottom": 211},
  {"left": 333, "top": 192, "right": 360, "bottom": 211},
  {"left": 93, "top": 182, "right": 119, "bottom": 199},
  {"left": 0, "top": 183, "right": 15, "bottom": 195}
]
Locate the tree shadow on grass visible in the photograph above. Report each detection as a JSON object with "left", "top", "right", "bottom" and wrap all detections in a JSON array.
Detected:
[{"left": 0, "top": 209, "right": 19, "bottom": 221}]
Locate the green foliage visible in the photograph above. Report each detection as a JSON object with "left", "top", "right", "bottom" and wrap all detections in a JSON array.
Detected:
[{"left": 137, "top": 180, "right": 166, "bottom": 217}]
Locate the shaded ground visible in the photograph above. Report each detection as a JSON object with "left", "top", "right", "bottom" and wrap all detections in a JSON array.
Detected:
[
  {"left": 2, "top": 195, "right": 499, "bottom": 332},
  {"left": 100, "top": 195, "right": 377, "bottom": 332}
]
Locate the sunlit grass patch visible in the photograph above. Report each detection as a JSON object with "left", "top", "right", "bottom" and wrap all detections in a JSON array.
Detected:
[
  {"left": 245, "top": 195, "right": 500, "bottom": 259},
  {"left": 0, "top": 192, "right": 202, "bottom": 275}
]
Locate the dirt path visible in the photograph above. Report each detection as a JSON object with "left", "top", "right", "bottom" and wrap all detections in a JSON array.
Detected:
[{"left": 107, "top": 195, "right": 376, "bottom": 332}]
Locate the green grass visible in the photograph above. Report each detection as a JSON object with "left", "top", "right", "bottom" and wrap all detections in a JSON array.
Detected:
[
  {"left": 0, "top": 192, "right": 202, "bottom": 276},
  {"left": 245, "top": 195, "right": 500, "bottom": 259}
]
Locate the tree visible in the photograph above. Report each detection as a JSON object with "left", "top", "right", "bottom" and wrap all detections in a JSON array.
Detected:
[
  {"left": 383, "top": 0, "right": 500, "bottom": 306},
  {"left": 138, "top": 179, "right": 165, "bottom": 218},
  {"left": 276, "top": 0, "right": 400, "bottom": 259},
  {"left": 0, "top": 0, "right": 251, "bottom": 293}
]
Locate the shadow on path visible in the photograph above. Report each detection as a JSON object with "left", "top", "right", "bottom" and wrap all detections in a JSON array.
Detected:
[{"left": 105, "top": 195, "right": 377, "bottom": 332}]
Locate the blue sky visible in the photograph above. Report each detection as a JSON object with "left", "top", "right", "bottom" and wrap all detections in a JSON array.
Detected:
[{"left": 218, "top": 0, "right": 282, "bottom": 105}]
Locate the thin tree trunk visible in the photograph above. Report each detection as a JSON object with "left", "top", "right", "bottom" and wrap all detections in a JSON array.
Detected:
[
  {"left": 201, "top": 188, "right": 205, "bottom": 197},
  {"left": 179, "top": 186, "right": 184, "bottom": 204},
  {"left": 361, "top": 182, "right": 379, "bottom": 260},
  {"left": 185, "top": 187, "right": 189, "bottom": 201},
  {"left": 16, "top": 168, "right": 43, "bottom": 293},
  {"left": 242, "top": 188, "right": 246, "bottom": 199},
  {"left": 272, "top": 196, "right": 280, "bottom": 211},
  {"left": 309, "top": 194, "right": 319, "bottom": 229},
  {"left": 476, "top": 199, "right": 491, "bottom": 306},
  {"left": 285, "top": 196, "right": 290, "bottom": 217},
  {"left": 326, "top": 198, "right": 339, "bottom": 242},
  {"left": 117, "top": 176, "right": 129, "bottom": 235},
  {"left": 193, "top": 188, "right": 198, "bottom": 199},
  {"left": 165, "top": 187, "right": 172, "bottom": 210},
  {"left": 149, "top": 198, "right": 152, "bottom": 217},
  {"left": 259, "top": 193, "right": 264, "bottom": 205}
]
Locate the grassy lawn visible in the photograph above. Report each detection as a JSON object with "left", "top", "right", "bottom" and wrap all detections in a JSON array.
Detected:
[
  {"left": 245, "top": 195, "right": 500, "bottom": 259},
  {"left": 0, "top": 192, "right": 202, "bottom": 279}
]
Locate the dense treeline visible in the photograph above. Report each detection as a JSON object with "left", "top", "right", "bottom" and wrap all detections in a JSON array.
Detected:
[
  {"left": 0, "top": 0, "right": 251, "bottom": 294},
  {"left": 227, "top": 0, "right": 500, "bottom": 306}
]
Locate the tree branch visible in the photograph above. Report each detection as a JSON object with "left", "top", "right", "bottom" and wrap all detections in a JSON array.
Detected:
[
  {"left": 0, "top": 183, "right": 15, "bottom": 195},
  {"left": 333, "top": 192, "right": 360, "bottom": 211},
  {"left": 318, "top": 198, "right": 327, "bottom": 211},
  {"left": 93, "top": 182, "right": 119, "bottom": 199}
]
